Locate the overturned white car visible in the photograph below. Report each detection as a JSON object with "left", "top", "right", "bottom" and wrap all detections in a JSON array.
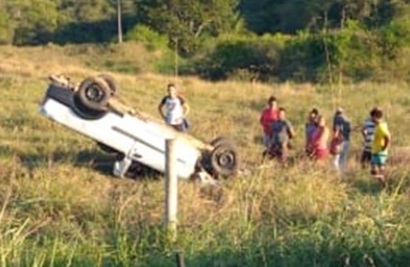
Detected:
[{"left": 39, "top": 74, "right": 239, "bottom": 180}]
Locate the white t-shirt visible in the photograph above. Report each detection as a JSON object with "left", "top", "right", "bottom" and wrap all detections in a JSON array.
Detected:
[{"left": 161, "top": 96, "right": 185, "bottom": 125}]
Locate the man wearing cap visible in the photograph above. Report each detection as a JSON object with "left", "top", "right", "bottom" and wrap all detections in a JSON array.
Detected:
[{"left": 332, "top": 107, "right": 351, "bottom": 174}]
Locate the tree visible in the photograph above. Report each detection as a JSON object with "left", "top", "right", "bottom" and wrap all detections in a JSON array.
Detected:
[
  {"left": 239, "top": 0, "right": 339, "bottom": 34},
  {"left": 54, "top": 0, "right": 118, "bottom": 43},
  {"left": 135, "top": 0, "right": 241, "bottom": 55},
  {"left": 0, "top": 2, "right": 13, "bottom": 44},
  {"left": 5, "top": 0, "right": 59, "bottom": 45}
]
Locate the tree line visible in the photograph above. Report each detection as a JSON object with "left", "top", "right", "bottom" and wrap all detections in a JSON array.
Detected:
[{"left": 1, "top": 0, "right": 410, "bottom": 82}]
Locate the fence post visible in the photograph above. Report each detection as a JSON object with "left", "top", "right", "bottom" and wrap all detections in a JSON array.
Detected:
[
  {"left": 176, "top": 250, "right": 186, "bottom": 267},
  {"left": 165, "top": 138, "right": 178, "bottom": 241}
]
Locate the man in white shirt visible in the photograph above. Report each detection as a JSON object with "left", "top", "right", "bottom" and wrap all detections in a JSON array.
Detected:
[{"left": 158, "top": 83, "right": 190, "bottom": 132}]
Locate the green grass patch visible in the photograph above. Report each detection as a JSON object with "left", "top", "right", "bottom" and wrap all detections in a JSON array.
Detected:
[{"left": 0, "top": 44, "right": 409, "bottom": 266}]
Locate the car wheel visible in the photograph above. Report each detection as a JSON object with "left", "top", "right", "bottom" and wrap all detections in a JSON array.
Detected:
[
  {"left": 72, "top": 93, "right": 107, "bottom": 120},
  {"left": 210, "top": 136, "right": 236, "bottom": 147},
  {"left": 97, "top": 74, "right": 119, "bottom": 96},
  {"left": 76, "top": 76, "right": 111, "bottom": 112},
  {"left": 209, "top": 138, "right": 239, "bottom": 177}
]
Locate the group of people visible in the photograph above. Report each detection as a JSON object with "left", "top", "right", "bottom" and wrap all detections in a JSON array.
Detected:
[
  {"left": 157, "top": 84, "right": 391, "bottom": 186},
  {"left": 259, "top": 96, "right": 391, "bottom": 186}
]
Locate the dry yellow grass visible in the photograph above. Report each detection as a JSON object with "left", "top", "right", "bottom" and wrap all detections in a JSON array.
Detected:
[{"left": 0, "top": 43, "right": 410, "bottom": 266}]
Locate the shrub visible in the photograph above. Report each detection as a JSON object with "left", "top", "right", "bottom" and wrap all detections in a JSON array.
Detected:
[
  {"left": 191, "top": 33, "right": 285, "bottom": 82},
  {"left": 125, "top": 24, "right": 168, "bottom": 50},
  {"left": 186, "top": 19, "right": 410, "bottom": 83}
]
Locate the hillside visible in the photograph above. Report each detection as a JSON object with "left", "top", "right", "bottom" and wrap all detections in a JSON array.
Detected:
[{"left": 1, "top": 43, "right": 410, "bottom": 266}]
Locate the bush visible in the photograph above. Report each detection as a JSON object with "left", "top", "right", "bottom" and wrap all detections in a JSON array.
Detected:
[
  {"left": 0, "top": 12, "right": 12, "bottom": 45},
  {"left": 278, "top": 31, "right": 326, "bottom": 82},
  {"left": 125, "top": 24, "right": 168, "bottom": 50},
  {"left": 191, "top": 33, "right": 286, "bottom": 82},
  {"left": 186, "top": 19, "right": 410, "bottom": 83}
]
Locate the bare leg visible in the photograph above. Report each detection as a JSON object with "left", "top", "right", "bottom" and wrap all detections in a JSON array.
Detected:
[{"left": 371, "top": 164, "right": 386, "bottom": 188}]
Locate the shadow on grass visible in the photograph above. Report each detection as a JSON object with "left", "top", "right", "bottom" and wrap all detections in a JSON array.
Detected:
[
  {"left": 0, "top": 145, "right": 16, "bottom": 159},
  {"left": 140, "top": 235, "right": 410, "bottom": 267},
  {"left": 348, "top": 177, "right": 384, "bottom": 195},
  {"left": 347, "top": 166, "right": 410, "bottom": 196},
  {"left": 18, "top": 148, "right": 162, "bottom": 181}
]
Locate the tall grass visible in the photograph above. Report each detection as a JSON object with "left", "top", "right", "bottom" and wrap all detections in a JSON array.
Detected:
[{"left": 0, "top": 44, "right": 409, "bottom": 266}]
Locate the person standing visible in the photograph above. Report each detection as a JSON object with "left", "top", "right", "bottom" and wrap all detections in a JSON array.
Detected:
[
  {"left": 158, "top": 83, "right": 190, "bottom": 132},
  {"left": 370, "top": 108, "right": 391, "bottom": 187},
  {"left": 269, "top": 108, "right": 295, "bottom": 163},
  {"left": 305, "top": 108, "right": 319, "bottom": 157},
  {"left": 309, "top": 115, "right": 330, "bottom": 163},
  {"left": 361, "top": 107, "right": 378, "bottom": 168},
  {"left": 260, "top": 96, "right": 279, "bottom": 156},
  {"left": 331, "top": 107, "right": 351, "bottom": 174}
]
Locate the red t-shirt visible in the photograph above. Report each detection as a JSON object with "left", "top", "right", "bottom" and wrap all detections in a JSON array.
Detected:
[{"left": 260, "top": 107, "right": 279, "bottom": 134}]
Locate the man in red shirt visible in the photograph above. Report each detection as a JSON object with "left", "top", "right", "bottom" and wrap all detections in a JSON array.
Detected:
[{"left": 260, "top": 96, "right": 279, "bottom": 157}]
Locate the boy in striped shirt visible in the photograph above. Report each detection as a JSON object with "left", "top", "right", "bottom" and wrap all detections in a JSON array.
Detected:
[{"left": 360, "top": 108, "right": 378, "bottom": 168}]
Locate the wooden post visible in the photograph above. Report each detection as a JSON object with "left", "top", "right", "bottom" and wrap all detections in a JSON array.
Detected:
[
  {"left": 165, "top": 139, "right": 178, "bottom": 240},
  {"left": 176, "top": 250, "right": 186, "bottom": 267},
  {"left": 173, "top": 37, "right": 179, "bottom": 86},
  {"left": 117, "top": 0, "right": 123, "bottom": 44}
]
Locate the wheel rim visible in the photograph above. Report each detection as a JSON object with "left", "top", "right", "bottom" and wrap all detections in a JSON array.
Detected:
[
  {"left": 85, "top": 84, "right": 106, "bottom": 103},
  {"left": 216, "top": 149, "right": 236, "bottom": 170}
]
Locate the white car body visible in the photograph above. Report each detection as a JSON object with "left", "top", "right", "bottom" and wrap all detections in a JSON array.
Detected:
[{"left": 39, "top": 83, "right": 205, "bottom": 179}]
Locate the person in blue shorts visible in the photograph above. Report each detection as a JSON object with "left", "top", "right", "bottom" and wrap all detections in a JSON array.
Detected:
[{"left": 370, "top": 108, "right": 391, "bottom": 187}]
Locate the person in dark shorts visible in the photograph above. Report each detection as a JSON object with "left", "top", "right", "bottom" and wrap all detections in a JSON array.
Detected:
[
  {"left": 370, "top": 108, "right": 391, "bottom": 187},
  {"left": 360, "top": 107, "right": 378, "bottom": 168},
  {"left": 260, "top": 96, "right": 279, "bottom": 156},
  {"left": 158, "top": 83, "right": 190, "bottom": 132},
  {"left": 269, "top": 108, "right": 295, "bottom": 163}
]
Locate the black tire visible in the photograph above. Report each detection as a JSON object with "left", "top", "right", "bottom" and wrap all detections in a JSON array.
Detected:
[
  {"left": 210, "top": 136, "right": 236, "bottom": 148},
  {"left": 72, "top": 93, "right": 106, "bottom": 120},
  {"left": 209, "top": 138, "right": 239, "bottom": 177},
  {"left": 97, "top": 74, "right": 119, "bottom": 96},
  {"left": 76, "top": 76, "right": 111, "bottom": 112}
]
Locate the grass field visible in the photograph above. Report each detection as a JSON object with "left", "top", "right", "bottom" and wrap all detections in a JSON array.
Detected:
[{"left": 1, "top": 43, "right": 410, "bottom": 266}]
